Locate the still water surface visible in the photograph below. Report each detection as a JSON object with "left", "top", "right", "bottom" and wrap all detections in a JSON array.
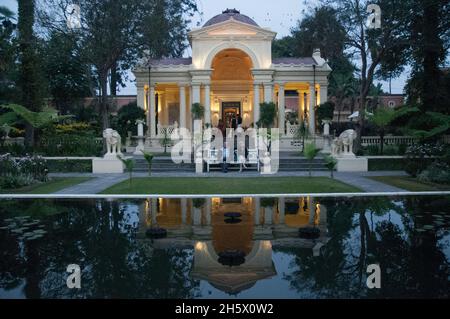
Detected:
[{"left": 0, "top": 196, "right": 449, "bottom": 298}]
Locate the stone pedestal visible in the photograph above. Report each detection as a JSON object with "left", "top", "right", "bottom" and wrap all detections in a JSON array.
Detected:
[
  {"left": 336, "top": 157, "right": 368, "bottom": 172},
  {"left": 133, "top": 136, "right": 145, "bottom": 155},
  {"left": 92, "top": 155, "right": 125, "bottom": 173}
]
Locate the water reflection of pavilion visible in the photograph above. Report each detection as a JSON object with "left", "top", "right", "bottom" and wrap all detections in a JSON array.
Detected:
[{"left": 137, "top": 197, "right": 328, "bottom": 294}]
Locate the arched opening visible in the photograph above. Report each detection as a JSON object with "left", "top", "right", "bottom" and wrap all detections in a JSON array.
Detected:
[{"left": 210, "top": 49, "right": 254, "bottom": 128}]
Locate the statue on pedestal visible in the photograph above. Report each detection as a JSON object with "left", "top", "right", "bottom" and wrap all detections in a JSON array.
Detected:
[
  {"left": 331, "top": 129, "right": 357, "bottom": 158},
  {"left": 103, "top": 128, "right": 122, "bottom": 157}
]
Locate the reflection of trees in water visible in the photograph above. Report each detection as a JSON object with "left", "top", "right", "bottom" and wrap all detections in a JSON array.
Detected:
[
  {"left": 0, "top": 199, "right": 200, "bottom": 299},
  {"left": 281, "top": 197, "right": 449, "bottom": 298}
]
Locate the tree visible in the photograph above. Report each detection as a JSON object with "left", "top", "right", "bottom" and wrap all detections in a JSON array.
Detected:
[
  {"left": 0, "top": 5, "right": 17, "bottom": 105},
  {"left": 18, "top": 0, "right": 45, "bottom": 146},
  {"left": 335, "top": 0, "right": 411, "bottom": 150},
  {"left": 329, "top": 72, "right": 357, "bottom": 124},
  {"left": 408, "top": 0, "right": 449, "bottom": 113},
  {"left": 291, "top": 6, "right": 347, "bottom": 62},
  {"left": 272, "top": 36, "right": 295, "bottom": 58},
  {"left": 43, "top": 31, "right": 91, "bottom": 114},
  {"left": 304, "top": 142, "right": 321, "bottom": 177},
  {"left": 368, "top": 106, "right": 418, "bottom": 154}
]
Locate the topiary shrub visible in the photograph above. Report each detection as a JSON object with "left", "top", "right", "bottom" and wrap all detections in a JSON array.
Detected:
[
  {"left": 317, "top": 101, "right": 335, "bottom": 124},
  {"left": 116, "top": 102, "right": 146, "bottom": 139}
]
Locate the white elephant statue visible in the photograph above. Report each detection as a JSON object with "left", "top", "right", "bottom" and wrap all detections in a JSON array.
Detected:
[
  {"left": 332, "top": 129, "right": 357, "bottom": 157},
  {"left": 103, "top": 128, "right": 122, "bottom": 156}
]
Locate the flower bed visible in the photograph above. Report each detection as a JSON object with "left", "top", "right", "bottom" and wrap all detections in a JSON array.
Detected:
[{"left": 0, "top": 154, "right": 49, "bottom": 189}]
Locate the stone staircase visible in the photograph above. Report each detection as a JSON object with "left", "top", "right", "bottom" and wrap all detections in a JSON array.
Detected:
[
  {"left": 132, "top": 156, "right": 195, "bottom": 173},
  {"left": 131, "top": 152, "right": 328, "bottom": 173},
  {"left": 277, "top": 157, "right": 327, "bottom": 172}
]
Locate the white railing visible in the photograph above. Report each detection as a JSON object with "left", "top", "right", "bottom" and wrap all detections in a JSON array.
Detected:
[
  {"left": 286, "top": 122, "right": 300, "bottom": 138},
  {"left": 361, "top": 136, "right": 418, "bottom": 146},
  {"left": 157, "top": 125, "right": 176, "bottom": 137}
]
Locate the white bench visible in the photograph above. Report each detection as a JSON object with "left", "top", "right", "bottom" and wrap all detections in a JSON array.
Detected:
[{"left": 204, "top": 148, "right": 260, "bottom": 172}]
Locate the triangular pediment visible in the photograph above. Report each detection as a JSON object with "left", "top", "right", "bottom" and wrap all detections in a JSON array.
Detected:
[{"left": 189, "top": 18, "right": 276, "bottom": 39}]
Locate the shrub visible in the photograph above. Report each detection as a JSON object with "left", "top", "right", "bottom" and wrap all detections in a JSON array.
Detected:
[
  {"left": 317, "top": 101, "right": 335, "bottom": 124},
  {"left": 116, "top": 102, "right": 146, "bottom": 139},
  {"left": 405, "top": 143, "right": 445, "bottom": 177},
  {"left": 38, "top": 133, "right": 102, "bottom": 156},
  {"left": 46, "top": 159, "right": 92, "bottom": 173},
  {"left": 54, "top": 122, "right": 92, "bottom": 134},
  {"left": 418, "top": 162, "right": 450, "bottom": 185},
  {"left": 0, "top": 154, "right": 49, "bottom": 189}
]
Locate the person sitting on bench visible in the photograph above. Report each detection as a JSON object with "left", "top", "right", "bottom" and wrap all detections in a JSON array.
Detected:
[{"left": 221, "top": 142, "right": 230, "bottom": 173}]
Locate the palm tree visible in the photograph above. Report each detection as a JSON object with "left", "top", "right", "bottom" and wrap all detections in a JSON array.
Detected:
[
  {"left": 329, "top": 73, "right": 356, "bottom": 124},
  {"left": 141, "top": 150, "right": 154, "bottom": 176},
  {"left": 117, "top": 155, "right": 134, "bottom": 187},
  {"left": 304, "top": 142, "right": 321, "bottom": 177},
  {"left": 324, "top": 155, "right": 338, "bottom": 179},
  {"left": 368, "top": 106, "right": 418, "bottom": 154}
]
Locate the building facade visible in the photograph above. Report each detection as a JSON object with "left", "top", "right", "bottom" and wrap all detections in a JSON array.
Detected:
[{"left": 132, "top": 9, "right": 331, "bottom": 147}]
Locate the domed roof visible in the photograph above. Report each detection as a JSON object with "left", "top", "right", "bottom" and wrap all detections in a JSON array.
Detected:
[{"left": 203, "top": 9, "right": 259, "bottom": 28}]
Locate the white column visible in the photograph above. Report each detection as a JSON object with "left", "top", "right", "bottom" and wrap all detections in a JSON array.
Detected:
[
  {"left": 309, "top": 84, "right": 316, "bottom": 135},
  {"left": 149, "top": 86, "right": 156, "bottom": 137},
  {"left": 205, "top": 198, "right": 211, "bottom": 225},
  {"left": 181, "top": 198, "right": 187, "bottom": 225},
  {"left": 265, "top": 206, "right": 273, "bottom": 225},
  {"left": 204, "top": 84, "right": 211, "bottom": 125},
  {"left": 278, "top": 197, "right": 285, "bottom": 224},
  {"left": 151, "top": 198, "right": 157, "bottom": 225},
  {"left": 193, "top": 208, "right": 201, "bottom": 226},
  {"left": 253, "top": 84, "right": 260, "bottom": 125},
  {"left": 278, "top": 84, "right": 285, "bottom": 135},
  {"left": 320, "top": 84, "right": 328, "bottom": 105},
  {"left": 137, "top": 87, "right": 145, "bottom": 110},
  {"left": 308, "top": 197, "right": 315, "bottom": 225},
  {"left": 192, "top": 84, "right": 201, "bottom": 104},
  {"left": 179, "top": 85, "right": 186, "bottom": 129},
  {"left": 264, "top": 83, "right": 273, "bottom": 103},
  {"left": 298, "top": 90, "right": 304, "bottom": 123},
  {"left": 254, "top": 197, "right": 260, "bottom": 225}
]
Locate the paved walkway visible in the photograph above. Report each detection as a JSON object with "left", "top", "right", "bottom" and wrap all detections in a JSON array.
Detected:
[
  {"left": 54, "top": 174, "right": 128, "bottom": 194},
  {"left": 50, "top": 170, "right": 409, "bottom": 194}
]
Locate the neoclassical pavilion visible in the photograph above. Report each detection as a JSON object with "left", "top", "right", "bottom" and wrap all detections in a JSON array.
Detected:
[{"left": 133, "top": 9, "right": 331, "bottom": 148}]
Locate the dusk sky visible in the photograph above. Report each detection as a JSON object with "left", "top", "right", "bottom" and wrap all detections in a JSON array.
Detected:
[{"left": 2, "top": 0, "right": 407, "bottom": 94}]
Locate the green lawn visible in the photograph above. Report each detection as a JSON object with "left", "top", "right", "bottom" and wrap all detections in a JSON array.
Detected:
[
  {"left": 369, "top": 176, "right": 450, "bottom": 192},
  {"left": 101, "top": 177, "right": 361, "bottom": 194},
  {"left": 0, "top": 177, "right": 92, "bottom": 194}
]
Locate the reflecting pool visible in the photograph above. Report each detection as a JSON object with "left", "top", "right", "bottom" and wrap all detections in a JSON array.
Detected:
[{"left": 0, "top": 196, "right": 449, "bottom": 299}]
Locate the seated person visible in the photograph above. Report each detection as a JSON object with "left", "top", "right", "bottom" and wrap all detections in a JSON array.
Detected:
[{"left": 221, "top": 142, "right": 230, "bottom": 173}]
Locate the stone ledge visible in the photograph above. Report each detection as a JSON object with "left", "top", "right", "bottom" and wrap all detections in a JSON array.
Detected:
[{"left": 337, "top": 157, "right": 368, "bottom": 172}]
